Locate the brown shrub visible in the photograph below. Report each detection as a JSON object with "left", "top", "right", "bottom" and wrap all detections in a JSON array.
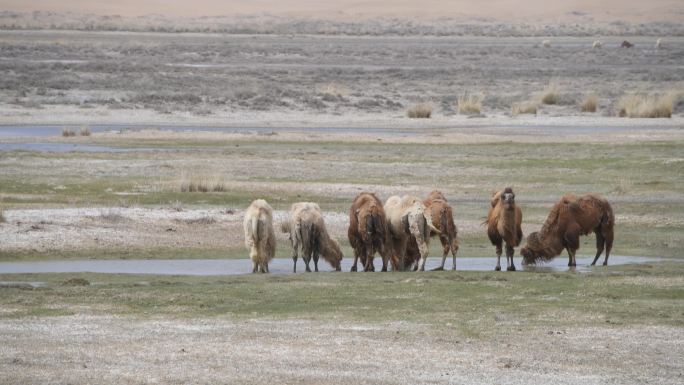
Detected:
[{"left": 407, "top": 103, "right": 433, "bottom": 118}]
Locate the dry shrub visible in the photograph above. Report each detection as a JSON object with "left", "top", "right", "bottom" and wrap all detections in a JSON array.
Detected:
[
  {"left": 512, "top": 101, "right": 538, "bottom": 115},
  {"left": 616, "top": 92, "right": 676, "bottom": 118},
  {"left": 179, "top": 175, "right": 226, "bottom": 193},
  {"left": 184, "top": 216, "right": 217, "bottom": 225},
  {"left": 542, "top": 40, "right": 551, "bottom": 48},
  {"left": 320, "top": 82, "right": 348, "bottom": 98},
  {"left": 540, "top": 83, "right": 560, "bottom": 105},
  {"left": 61, "top": 127, "right": 76, "bottom": 137},
  {"left": 98, "top": 208, "right": 126, "bottom": 223},
  {"left": 592, "top": 40, "right": 602, "bottom": 49},
  {"left": 580, "top": 93, "right": 598, "bottom": 112},
  {"left": 457, "top": 92, "right": 483, "bottom": 115},
  {"left": 60, "top": 278, "right": 90, "bottom": 286},
  {"left": 407, "top": 103, "right": 433, "bottom": 118},
  {"left": 79, "top": 126, "right": 91, "bottom": 136}
]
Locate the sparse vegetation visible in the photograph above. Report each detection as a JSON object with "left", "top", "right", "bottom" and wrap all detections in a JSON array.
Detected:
[
  {"left": 61, "top": 128, "right": 76, "bottom": 137},
  {"left": 179, "top": 175, "right": 226, "bottom": 193},
  {"left": 184, "top": 216, "right": 217, "bottom": 225},
  {"left": 457, "top": 92, "right": 483, "bottom": 115},
  {"left": 98, "top": 208, "right": 126, "bottom": 223},
  {"left": 79, "top": 126, "right": 91, "bottom": 136},
  {"left": 616, "top": 92, "right": 676, "bottom": 118},
  {"left": 580, "top": 93, "right": 598, "bottom": 112},
  {"left": 540, "top": 83, "right": 560, "bottom": 105},
  {"left": 406, "top": 103, "right": 433, "bottom": 118},
  {"left": 512, "top": 101, "right": 538, "bottom": 115}
]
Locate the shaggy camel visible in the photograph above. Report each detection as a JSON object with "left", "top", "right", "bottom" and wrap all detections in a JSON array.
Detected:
[
  {"left": 385, "top": 195, "right": 440, "bottom": 271},
  {"left": 348, "top": 192, "right": 392, "bottom": 272},
  {"left": 521, "top": 194, "right": 614, "bottom": 267},
  {"left": 486, "top": 187, "right": 523, "bottom": 271},
  {"left": 281, "top": 202, "right": 343, "bottom": 272},
  {"left": 401, "top": 191, "right": 459, "bottom": 271},
  {"left": 243, "top": 199, "right": 276, "bottom": 273},
  {"left": 424, "top": 191, "right": 459, "bottom": 270}
]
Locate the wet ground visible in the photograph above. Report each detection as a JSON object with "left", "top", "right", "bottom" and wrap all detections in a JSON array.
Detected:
[{"left": 0, "top": 255, "right": 665, "bottom": 276}]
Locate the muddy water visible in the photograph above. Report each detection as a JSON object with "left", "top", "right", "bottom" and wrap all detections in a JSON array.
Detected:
[{"left": 0, "top": 256, "right": 664, "bottom": 276}]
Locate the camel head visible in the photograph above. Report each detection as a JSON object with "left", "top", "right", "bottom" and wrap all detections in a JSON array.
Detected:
[
  {"left": 329, "top": 238, "right": 343, "bottom": 271},
  {"left": 520, "top": 231, "right": 546, "bottom": 265},
  {"left": 500, "top": 187, "right": 516, "bottom": 210}
]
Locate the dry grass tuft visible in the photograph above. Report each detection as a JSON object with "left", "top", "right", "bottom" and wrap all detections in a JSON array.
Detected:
[
  {"left": 98, "top": 208, "right": 126, "bottom": 223},
  {"left": 179, "top": 175, "right": 226, "bottom": 193},
  {"left": 592, "top": 40, "right": 602, "bottom": 49},
  {"left": 407, "top": 103, "right": 433, "bottom": 118},
  {"left": 616, "top": 92, "right": 676, "bottom": 118},
  {"left": 320, "top": 82, "right": 348, "bottom": 98},
  {"left": 512, "top": 101, "right": 538, "bottom": 115},
  {"left": 580, "top": 93, "right": 598, "bottom": 112},
  {"left": 184, "top": 216, "right": 217, "bottom": 225},
  {"left": 457, "top": 92, "right": 483, "bottom": 115},
  {"left": 169, "top": 200, "right": 184, "bottom": 212},
  {"left": 61, "top": 127, "right": 76, "bottom": 137},
  {"left": 60, "top": 278, "right": 90, "bottom": 286},
  {"left": 79, "top": 126, "right": 91, "bottom": 136},
  {"left": 540, "top": 83, "right": 560, "bottom": 105},
  {"left": 542, "top": 40, "right": 551, "bottom": 48}
]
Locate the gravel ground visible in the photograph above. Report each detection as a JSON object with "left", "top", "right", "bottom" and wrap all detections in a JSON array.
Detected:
[{"left": 1, "top": 315, "right": 682, "bottom": 384}]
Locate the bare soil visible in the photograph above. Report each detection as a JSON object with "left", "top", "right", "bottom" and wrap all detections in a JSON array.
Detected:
[{"left": 1, "top": 315, "right": 682, "bottom": 384}]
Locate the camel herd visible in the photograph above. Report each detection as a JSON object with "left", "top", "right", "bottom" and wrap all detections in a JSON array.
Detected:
[{"left": 243, "top": 189, "right": 615, "bottom": 273}]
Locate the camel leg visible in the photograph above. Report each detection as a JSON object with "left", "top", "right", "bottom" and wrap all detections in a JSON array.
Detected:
[
  {"left": 567, "top": 248, "right": 577, "bottom": 267},
  {"left": 292, "top": 247, "right": 299, "bottom": 273},
  {"left": 351, "top": 247, "right": 360, "bottom": 272},
  {"left": 364, "top": 246, "right": 375, "bottom": 272},
  {"left": 380, "top": 248, "right": 389, "bottom": 272},
  {"left": 252, "top": 260, "right": 258, "bottom": 274},
  {"left": 434, "top": 236, "right": 449, "bottom": 271},
  {"left": 604, "top": 230, "right": 613, "bottom": 266},
  {"left": 494, "top": 242, "right": 502, "bottom": 271},
  {"left": 591, "top": 230, "right": 605, "bottom": 266},
  {"left": 451, "top": 239, "right": 458, "bottom": 271},
  {"left": 364, "top": 256, "right": 375, "bottom": 272},
  {"left": 313, "top": 254, "right": 319, "bottom": 272},
  {"left": 506, "top": 245, "right": 516, "bottom": 271},
  {"left": 303, "top": 254, "right": 312, "bottom": 272},
  {"left": 263, "top": 263, "right": 270, "bottom": 274}
]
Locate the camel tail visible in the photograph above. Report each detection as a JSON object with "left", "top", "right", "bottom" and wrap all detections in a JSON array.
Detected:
[
  {"left": 280, "top": 221, "right": 291, "bottom": 234},
  {"left": 370, "top": 208, "right": 384, "bottom": 240},
  {"left": 251, "top": 215, "right": 260, "bottom": 244}
]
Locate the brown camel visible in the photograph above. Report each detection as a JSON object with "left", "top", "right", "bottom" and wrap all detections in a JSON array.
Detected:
[
  {"left": 486, "top": 187, "right": 523, "bottom": 271},
  {"left": 424, "top": 190, "right": 459, "bottom": 270},
  {"left": 521, "top": 194, "right": 614, "bottom": 267},
  {"left": 348, "top": 192, "right": 391, "bottom": 272}
]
